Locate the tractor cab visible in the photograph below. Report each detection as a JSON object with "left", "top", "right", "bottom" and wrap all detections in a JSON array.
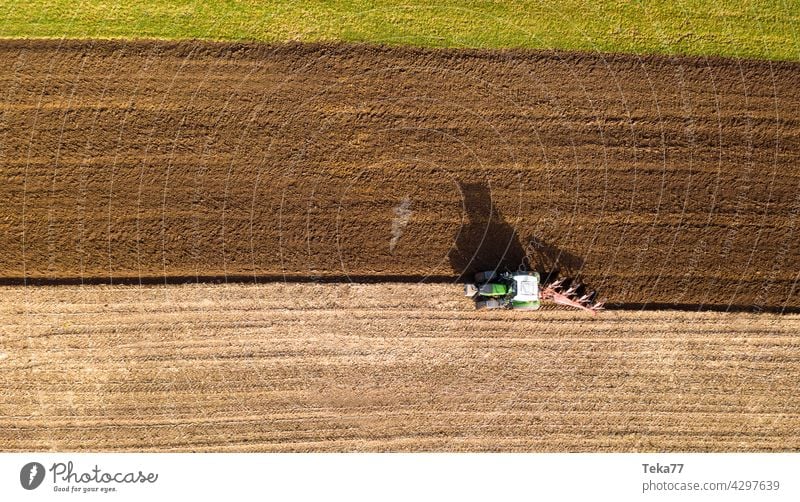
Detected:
[{"left": 509, "top": 273, "right": 540, "bottom": 310}]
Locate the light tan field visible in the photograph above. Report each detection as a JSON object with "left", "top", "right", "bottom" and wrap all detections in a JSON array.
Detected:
[{"left": 1, "top": 283, "right": 798, "bottom": 452}]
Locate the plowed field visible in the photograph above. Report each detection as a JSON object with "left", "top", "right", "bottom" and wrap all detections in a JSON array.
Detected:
[
  {"left": 1, "top": 283, "right": 798, "bottom": 451},
  {"left": 1, "top": 41, "right": 799, "bottom": 310}
]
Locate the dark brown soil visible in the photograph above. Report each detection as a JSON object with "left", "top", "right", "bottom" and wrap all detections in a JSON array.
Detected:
[{"left": 2, "top": 40, "right": 799, "bottom": 309}]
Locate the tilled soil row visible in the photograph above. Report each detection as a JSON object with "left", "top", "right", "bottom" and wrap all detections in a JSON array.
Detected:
[{"left": 2, "top": 40, "right": 799, "bottom": 308}]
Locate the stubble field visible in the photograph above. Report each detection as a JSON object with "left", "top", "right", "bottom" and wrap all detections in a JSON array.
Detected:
[{"left": 2, "top": 283, "right": 798, "bottom": 451}]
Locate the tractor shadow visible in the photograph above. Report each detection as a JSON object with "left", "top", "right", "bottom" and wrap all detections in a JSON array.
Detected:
[
  {"left": 526, "top": 236, "right": 585, "bottom": 284},
  {"left": 448, "top": 181, "right": 586, "bottom": 284},
  {"left": 448, "top": 182, "right": 527, "bottom": 280}
]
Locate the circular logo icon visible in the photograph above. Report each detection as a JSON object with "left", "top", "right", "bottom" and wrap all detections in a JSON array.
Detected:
[{"left": 20, "top": 462, "right": 45, "bottom": 490}]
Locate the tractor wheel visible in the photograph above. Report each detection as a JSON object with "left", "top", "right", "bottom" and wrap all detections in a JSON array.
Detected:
[
  {"left": 476, "top": 299, "right": 503, "bottom": 310},
  {"left": 474, "top": 271, "right": 497, "bottom": 283}
]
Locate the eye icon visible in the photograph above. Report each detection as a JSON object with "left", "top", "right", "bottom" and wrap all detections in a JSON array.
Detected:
[{"left": 20, "top": 462, "right": 45, "bottom": 490}]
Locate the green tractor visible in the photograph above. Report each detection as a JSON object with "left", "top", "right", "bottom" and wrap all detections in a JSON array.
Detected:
[
  {"left": 464, "top": 270, "right": 541, "bottom": 310},
  {"left": 464, "top": 269, "right": 604, "bottom": 313}
]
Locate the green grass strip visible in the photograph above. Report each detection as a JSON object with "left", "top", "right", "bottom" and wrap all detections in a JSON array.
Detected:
[{"left": 1, "top": 1, "right": 798, "bottom": 60}]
